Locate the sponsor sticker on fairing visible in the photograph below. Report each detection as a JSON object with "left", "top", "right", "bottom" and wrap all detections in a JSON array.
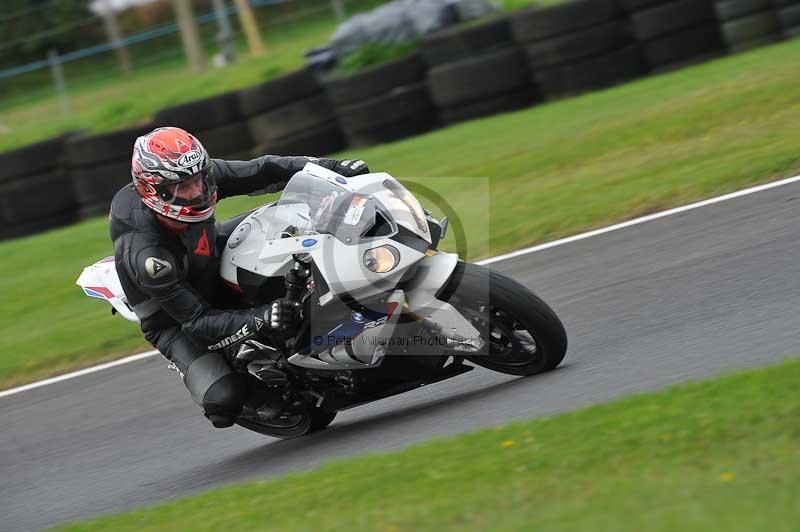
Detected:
[{"left": 343, "top": 196, "right": 368, "bottom": 226}]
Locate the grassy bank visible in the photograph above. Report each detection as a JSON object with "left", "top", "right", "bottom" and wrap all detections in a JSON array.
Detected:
[
  {"left": 55, "top": 357, "right": 800, "bottom": 531},
  {"left": 1, "top": 39, "right": 799, "bottom": 389},
  {"left": 0, "top": 0, "right": 385, "bottom": 151},
  {"left": 0, "top": 0, "right": 557, "bottom": 152}
]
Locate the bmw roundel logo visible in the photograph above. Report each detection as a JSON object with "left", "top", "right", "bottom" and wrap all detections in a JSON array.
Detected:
[
  {"left": 351, "top": 312, "right": 365, "bottom": 323},
  {"left": 302, "top": 238, "right": 318, "bottom": 247}
]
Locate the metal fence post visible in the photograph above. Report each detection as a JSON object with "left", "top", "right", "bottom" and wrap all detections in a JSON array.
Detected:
[
  {"left": 211, "top": 0, "right": 236, "bottom": 64},
  {"left": 47, "top": 49, "right": 70, "bottom": 118},
  {"left": 233, "top": 0, "right": 265, "bottom": 57},
  {"left": 331, "top": 0, "right": 346, "bottom": 22},
  {"left": 173, "top": 0, "right": 206, "bottom": 72},
  {"left": 101, "top": 0, "right": 133, "bottom": 74}
]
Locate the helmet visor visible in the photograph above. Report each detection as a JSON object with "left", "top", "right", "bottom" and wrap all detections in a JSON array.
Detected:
[{"left": 161, "top": 168, "right": 216, "bottom": 207}]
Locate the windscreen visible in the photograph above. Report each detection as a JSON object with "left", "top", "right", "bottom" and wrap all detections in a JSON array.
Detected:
[{"left": 266, "top": 172, "right": 378, "bottom": 243}]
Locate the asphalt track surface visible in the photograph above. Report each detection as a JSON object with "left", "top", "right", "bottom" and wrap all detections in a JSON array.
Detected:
[{"left": 3, "top": 180, "right": 800, "bottom": 531}]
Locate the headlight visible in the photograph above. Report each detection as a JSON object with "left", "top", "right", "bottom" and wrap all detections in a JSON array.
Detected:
[{"left": 363, "top": 245, "right": 400, "bottom": 273}]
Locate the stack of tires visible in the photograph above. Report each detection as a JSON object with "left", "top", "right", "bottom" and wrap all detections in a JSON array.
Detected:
[
  {"left": 64, "top": 124, "right": 153, "bottom": 218},
  {"left": 773, "top": 0, "right": 800, "bottom": 37},
  {"left": 426, "top": 16, "right": 535, "bottom": 125},
  {"left": 715, "top": 0, "right": 782, "bottom": 51},
  {"left": 511, "top": 0, "right": 644, "bottom": 99},
  {"left": 0, "top": 135, "right": 77, "bottom": 240},
  {"left": 622, "top": 0, "right": 725, "bottom": 71},
  {"left": 420, "top": 16, "right": 512, "bottom": 67},
  {"left": 155, "top": 91, "right": 251, "bottom": 160},
  {"left": 326, "top": 53, "right": 436, "bottom": 147},
  {"left": 240, "top": 68, "right": 344, "bottom": 157}
]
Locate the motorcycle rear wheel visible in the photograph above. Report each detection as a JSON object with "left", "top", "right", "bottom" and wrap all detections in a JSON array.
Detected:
[
  {"left": 440, "top": 262, "right": 567, "bottom": 376},
  {"left": 236, "top": 408, "right": 337, "bottom": 439}
]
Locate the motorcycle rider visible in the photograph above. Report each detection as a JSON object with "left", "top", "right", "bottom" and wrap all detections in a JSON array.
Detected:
[{"left": 110, "top": 126, "right": 369, "bottom": 428}]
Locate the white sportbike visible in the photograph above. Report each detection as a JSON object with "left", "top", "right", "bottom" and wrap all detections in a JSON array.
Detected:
[{"left": 78, "top": 163, "right": 567, "bottom": 438}]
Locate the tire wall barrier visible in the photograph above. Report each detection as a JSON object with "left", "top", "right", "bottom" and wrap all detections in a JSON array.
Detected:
[
  {"left": 0, "top": 134, "right": 78, "bottom": 241},
  {"left": 427, "top": 18, "right": 537, "bottom": 125},
  {"left": 325, "top": 53, "right": 437, "bottom": 147},
  {"left": 64, "top": 123, "right": 155, "bottom": 219},
  {"left": 512, "top": 0, "right": 644, "bottom": 99},
  {"left": 155, "top": 90, "right": 252, "bottom": 161},
  {"left": 240, "top": 68, "right": 346, "bottom": 158},
  {"left": 2, "top": 0, "right": 798, "bottom": 240},
  {"left": 773, "top": 0, "right": 800, "bottom": 37},
  {"left": 622, "top": 0, "right": 726, "bottom": 71},
  {"left": 715, "top": 0, "right": 782, "bottom": 51}
]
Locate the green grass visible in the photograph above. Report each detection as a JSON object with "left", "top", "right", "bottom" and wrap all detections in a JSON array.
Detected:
[
  {"left": 53, "top": 357, "right": 800, "bottom": 531},
  {"left": 499, "top": 0, "right": 567, "bottom": 10},
  {"left": 0, "top": 0, "right": 555, "bottom": 152},
  {"left": 331, "top": 41, "right": 419, "bottom": 76},
  {"left": 0, "top": 0, "right": 389, "bottom": 151},
  {"left": 1, "top": 39, "right": 799, "bottom": 390}
]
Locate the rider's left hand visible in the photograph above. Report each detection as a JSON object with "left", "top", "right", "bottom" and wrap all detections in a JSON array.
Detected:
[
  {"left": 264, "top": 298, "right": 302, "bottom": 332},
  {"left": 332, "top": 159, "right": 369, "bottom": 177}
]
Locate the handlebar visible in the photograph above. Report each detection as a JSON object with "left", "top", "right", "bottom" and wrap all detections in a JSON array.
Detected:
[{"left": 284, "top": 256, "right": 311, "bottom": 304}]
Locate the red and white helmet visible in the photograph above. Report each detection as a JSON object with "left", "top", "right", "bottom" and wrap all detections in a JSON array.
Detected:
[{"left": 131, "top": 127, "right": 217, "bottom": 223}]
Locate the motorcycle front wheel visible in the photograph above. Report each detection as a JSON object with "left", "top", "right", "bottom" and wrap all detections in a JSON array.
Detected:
[{"left": 440, "top": 262, "right": 567, "bottom": 376}]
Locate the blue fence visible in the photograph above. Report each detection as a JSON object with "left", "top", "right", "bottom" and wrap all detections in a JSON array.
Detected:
[{"left": 0, "top": 0, "right": 291, "bottom": 81}]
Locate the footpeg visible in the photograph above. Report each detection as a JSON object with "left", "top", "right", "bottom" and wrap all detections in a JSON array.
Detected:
[
  {"left": 233, "top": 340, "right": 280, "bottom": 371},
  {"left": 251, "top": 362, "right": 289, "bottom": 386}
]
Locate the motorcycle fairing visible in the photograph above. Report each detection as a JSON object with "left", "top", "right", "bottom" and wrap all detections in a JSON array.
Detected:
[
  {"left": 287, "top": 290, "right": 405, "bottom": 370},
  {"left": 403, "top": 251, "right": 482, "bottom": 345},
  {"left": 76, "top": 256, "right": 139, "bottom": 323}
]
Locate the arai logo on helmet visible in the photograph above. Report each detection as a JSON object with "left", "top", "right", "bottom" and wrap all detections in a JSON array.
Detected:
[{"left": 177, "top": 150, "right": 202, "bottom": 168}]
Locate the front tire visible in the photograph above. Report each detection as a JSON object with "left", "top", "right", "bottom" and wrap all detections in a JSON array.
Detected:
[{"left": 440, "top": 262, "right": 567, "bottom": 376}]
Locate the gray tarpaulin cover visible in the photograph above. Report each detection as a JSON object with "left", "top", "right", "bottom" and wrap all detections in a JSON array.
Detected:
[{"left": 328, "top": 0, "right": 499, "bottom": 59}]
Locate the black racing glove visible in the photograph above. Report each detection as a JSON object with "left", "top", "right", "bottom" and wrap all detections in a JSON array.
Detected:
[
  {"left": 264, "top": 298, "right": 302, "bottom": 332},
  {"left": 323, "top": 158, "right": 370, "bottom": 177}
]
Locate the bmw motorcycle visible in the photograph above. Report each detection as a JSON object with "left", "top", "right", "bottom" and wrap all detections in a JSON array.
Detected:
[{"left": 78, "top": 163, "right": 567, "bottom": 438}]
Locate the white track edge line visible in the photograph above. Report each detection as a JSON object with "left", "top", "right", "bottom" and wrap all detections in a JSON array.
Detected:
[
  {"left": 0, "top": 350, "right": 160, "bottom": 399},
  {"left": 2, "top": 173, "right": 799, "bottom": 399},
  {"left": 477, "top": 174, "right": 800, "bottom": 266}
]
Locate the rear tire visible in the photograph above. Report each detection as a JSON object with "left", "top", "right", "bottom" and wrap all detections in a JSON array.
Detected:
[
  {"left": 236, "top": 408, "right": 336, "bottom": 439},
  {"left": 440, "top": 262, "right": 567, "bottom": 376}
]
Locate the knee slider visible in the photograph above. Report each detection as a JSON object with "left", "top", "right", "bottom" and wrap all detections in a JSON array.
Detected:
[
  {"left": 181, "top": 352, "right": 248, "bottom": 429},
  {"left": 205, "top": 411, "right": 237, "bottom": 428}
]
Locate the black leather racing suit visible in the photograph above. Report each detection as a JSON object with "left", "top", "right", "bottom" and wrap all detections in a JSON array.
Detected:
[{"left": 110, "top": 155, "right": 339, "bottom": 428}]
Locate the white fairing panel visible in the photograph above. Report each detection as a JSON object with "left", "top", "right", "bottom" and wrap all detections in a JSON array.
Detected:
[
  {"left": 287, "top": 290, "right": 406, "bottom": 370},
  {"left": 222, "top": 207, "right": 427, "bottom": 299},
  {"left": 404, "top": 252, "right": 481, "bottom": 341},
  {"left": 76, "top": 257, "right": 140, "bottom": 323},
  {"left": 221, "top": 204, "right": 311, "bottom": 283},
  {"left": 218, "top": 165, "right": 482, "bottom": 361},
  {"left": 221, "top": 165, "right": 432, "bottom": 299},
  {"left": 308, "top": 236, "right": 424, "bottom": 299}
]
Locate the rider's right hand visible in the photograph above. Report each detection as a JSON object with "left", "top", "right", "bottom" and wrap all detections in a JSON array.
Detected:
[{"left": 264, "top": 298, "right": 302, "bottom": 332}]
